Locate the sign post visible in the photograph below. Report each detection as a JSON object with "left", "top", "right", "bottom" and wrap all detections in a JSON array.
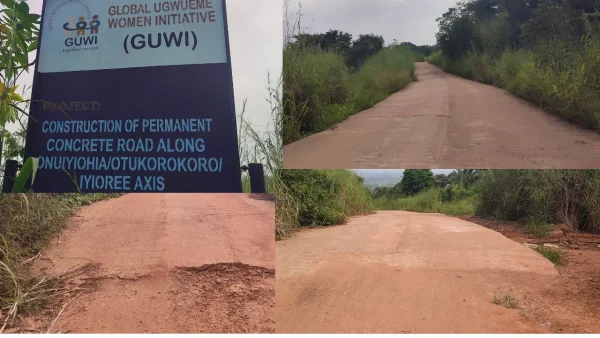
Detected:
[{"left": 24, "top": 0, "right": 242, "bottom": 193}]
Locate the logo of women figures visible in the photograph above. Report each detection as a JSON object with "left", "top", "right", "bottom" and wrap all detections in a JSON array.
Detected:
[{"left": 63, "top": 15, "right": 100, "bottom": 37}]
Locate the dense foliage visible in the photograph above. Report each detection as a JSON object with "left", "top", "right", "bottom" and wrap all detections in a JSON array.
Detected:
[
  {"left": 275, "top": 170, "right": 373, "bottom": 239},
  {"left": 283, "top": 30, "right": 418, "bottom": 143},
  {"left": 429, "top": 0, "right": 600, "bottom": 130},
  {"left": 373, "top": 169, "right": 600, "bottom": 235},
  {"left": 0, "top": 0, "right": 39, "bottom": 150},
  {"left": 294, "top": 30, "right": 385, "bottom": 70}
]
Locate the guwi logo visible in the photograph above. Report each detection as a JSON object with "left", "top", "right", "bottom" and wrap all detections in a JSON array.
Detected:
[{"left": 62, "top": 15, "right": 100, "bottom": 47}]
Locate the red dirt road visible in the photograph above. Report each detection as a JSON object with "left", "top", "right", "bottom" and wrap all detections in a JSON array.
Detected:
[
  {"left": 283, "top": 62, "right": 600, "bottom": 169},
  {"left": 276, "top": 211, "right": 570, "bottom": 333},
  {"left": 34, "top": 194, "right": 275, "bottom": 333}
]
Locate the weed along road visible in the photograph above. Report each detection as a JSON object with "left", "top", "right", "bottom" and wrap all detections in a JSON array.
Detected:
[
  {"left": 283, "top": 63, "right": 600, "bottom": 169},
  {"left": 33, "top": 194, "right": 275, "bottom": 333},
  {"left": 276, "top": 211, "right": 560, "bottom": 333}
]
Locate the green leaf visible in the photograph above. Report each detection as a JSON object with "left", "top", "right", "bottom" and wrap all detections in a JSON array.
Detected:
[
  {"left": 16, "top": 33, "right": 29, "bottom": 55},
  {"left": 27, "top": 37, "right": 37, "bottom": 52},
  {"left": 0, "top": 0, "right": 15, "bottom": 9},
  {"left": 11, "top": 157, "right": 38, "bottom": 193},
  {"left": 16, "top": 1, "right": 29, "bottom": 16},
  {"left": 28, "top": 13, "right": 40, "bottom": 21},
  {"left": 13, "top": 50, "right": 28, "bottom": 68}
]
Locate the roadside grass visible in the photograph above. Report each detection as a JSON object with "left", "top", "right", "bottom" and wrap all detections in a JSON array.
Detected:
[
  {"left": 275, "top": 170, "right": 374, "bottom": 239},
  {"left": 283, "top": 45, "right": 416, "bottom": 144},
  {"left": 426, "top": 41, "right": 600, "bottom": 132},
  {"left": 238, "top": 74, "right": 283, "bottom": 193},
  {"left": 493, "top": 295, "right": 519, "bottom": 309},
  {"left": 476, "top": 170, "right": 600, "bottom": 234},
  {"left": 535, "top": 246, "right": 564, "bottom": 266},
  {"left": 374, "top": 188, "right": 477, "bottom": 216},
  {"left": 0, "top": 193, "right": 117, "bottom": 331}
]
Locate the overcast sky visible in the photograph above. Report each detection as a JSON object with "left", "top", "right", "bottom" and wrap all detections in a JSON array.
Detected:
[
  {"left": 288, "top": 0, "right": 459, "bottom": 46},
  {"left": 11, "top": 0, "right": 282, "bottom": 133}
]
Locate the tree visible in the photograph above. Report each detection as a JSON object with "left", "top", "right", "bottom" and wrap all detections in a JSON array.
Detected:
[
  {"left": 373, "top": 187, "right": 392, "bottom": 198},
  {"left": 0, "top": 0, "right": 40, "bottom": 191},
  {"left": 449, "top": 169, "right": 481, "bottom": 188},
  {"left": 399, "top": 42, "right": 439, "bottom": 57},
  {"left": 435, "top": 174, "right": 450, "bottom": 188},
  {"left": 0, "top": 0, "right": 39, "bottom": 128},
  {"left": 436, "top": 6, "right": 479, "bottom": 59},
  {"left": 399, "top": 170, "right": 435, "bottom": 196},
  {"left": 347, "top": 34, "right": 385, "bottom": 69},
  {"left": 295, "top": 29, "right": 353, "bottom": 56}
]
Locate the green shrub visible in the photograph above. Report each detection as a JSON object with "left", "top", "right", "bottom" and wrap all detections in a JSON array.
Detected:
[
  {"left": 428, "top": 38, "right": 600, "bottom": 132},
  {"left": 375, "top": 188, "right": 477, "bottom": 216},
  {"left": 441, "top": 184, "right": 474, "bottom": 202},
  {"left": 476, "top": 170, "right": 600, "bottom": 234},
  {"left": 426, "top": 51, "right": 446, "bottom": 68},
  {"left": 283, "top": 45, "right": 416, "bottom": 144},
  {"left": 276, "top": 170, "right": 373, "bottom": 238},
  {"left": 283, "top": 44, "right": 351, "bottom": 142}
]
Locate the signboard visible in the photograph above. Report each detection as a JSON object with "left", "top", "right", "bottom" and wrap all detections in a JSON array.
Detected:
[{"left": 24, "top": 0, "right": 242, "bottom": 193}]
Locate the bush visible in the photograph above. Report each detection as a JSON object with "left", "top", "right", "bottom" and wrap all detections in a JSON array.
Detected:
[
  {"left": 283, "top": 45, "right": 416, "bottom": 144},
  {"left": 283, "top": 44, "right": 350, "bottom": 142},
  {"left": 375, "top": 188, "right": 477, "bottom": 216},
  {"left": 275, "top": 170, "right": 373, "bottom": 238},
  {"left": 426, "top": 51, "right": 446, "bottom": 68},
  {"left": 476, "top": 170, "right": 600, "bottom": 234},
  {"left": 429, "top": 5, "right": 600, "bottom": 132}
]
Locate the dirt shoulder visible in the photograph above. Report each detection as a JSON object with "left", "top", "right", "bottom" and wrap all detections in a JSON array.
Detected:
[
  {"left": 15, "top": 194, "right": 275, "bottom": 333},
  {"left": 459, "top": 216, "right": 600, "bottom": 333}
]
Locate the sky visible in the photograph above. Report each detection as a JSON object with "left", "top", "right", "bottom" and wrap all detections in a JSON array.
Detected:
[
  {"left": 354, "top": 169, "right": 456, "bottom": 188},
  {"left": 11, "top": 0, "right": 282, "bottom": 133},
  {"left": 287, "top": 0, "right": 459, "bottom": 46}
]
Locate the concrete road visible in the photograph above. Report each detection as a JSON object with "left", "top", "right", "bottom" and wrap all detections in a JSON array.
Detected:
[
  {"left": 276, "top": 211, "right": 557, "bottom": 333},
  {"left": 283, "top": 62, "right": 600, "bottom": 169}
]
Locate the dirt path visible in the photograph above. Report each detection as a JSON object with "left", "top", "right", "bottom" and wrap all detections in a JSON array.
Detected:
[
  {"left": 283, "top": 62, "right": 600, "bottom": 169},
  {"left": 276, "top": 211, "right": 600, "bottom": 333},
  {"left": 33, "top": 194, "right": 275, "bottom": 333}
]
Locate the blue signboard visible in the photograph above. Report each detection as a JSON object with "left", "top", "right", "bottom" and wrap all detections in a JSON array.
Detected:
[{"left": 24, "top": 0, "right": 242, "bottom": 192}]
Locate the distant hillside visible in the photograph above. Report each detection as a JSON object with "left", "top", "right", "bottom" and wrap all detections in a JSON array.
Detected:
[
  {"left": 354, "top": 169, "right": 455, "bottom": 191},
  {"left": 353, "top": 170, "right": 404, "bottom": 190}
]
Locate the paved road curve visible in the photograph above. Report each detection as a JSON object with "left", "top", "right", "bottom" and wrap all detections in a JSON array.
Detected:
[
  {"left": 276, "top": 211, "right": 557, "bottom": 333},
  {"left": 283, "top": 63, "right": 600, "bottom": 169},
  {"left": 35, "top": 194, "right": 275, "bottom": 333}
]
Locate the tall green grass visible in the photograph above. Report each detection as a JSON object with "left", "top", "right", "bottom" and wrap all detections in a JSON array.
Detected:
[
  {"left": 374, "top": 170, "right": 600, "bottom": 235},
  {"left": 238, "top": 74, "right": 283, "bottom": 193},
  {"left": 374, "top": 187, "right": 477, "bottom": 216},
  {"left": 275, "top": 169, "right": 373, "bottom": 239},
  {"left": 283, "top": 45, "right": 416, "bottom": 143},
  {"left": 476, "top": 170, "right": 600, "bottom": 234},
  {"left": 427, "top": 34, "right": 600, "bottom": 131},
  {"left": 0, "top": 193, "right": 117, "bottom": 331}
]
